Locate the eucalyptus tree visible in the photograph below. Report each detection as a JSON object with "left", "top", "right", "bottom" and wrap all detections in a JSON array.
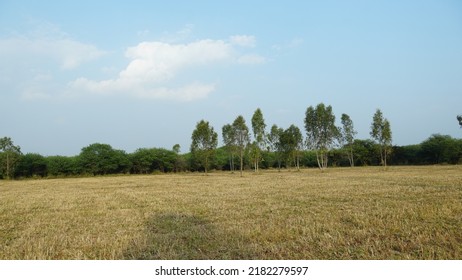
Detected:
[
  {"left": 190, "top": 120, "right": 218, "bottom": 173},
  {"left": 268, "top": 124, "right": 284, "bottom": 170},
  {"left": 251, "top": 108, "right": 266, "bottom": 172},
  {"left": 232, "top": 115, "right": 250, "bottom": 177},
  {"left": 222, "top": 123, "right": 236, "bottom": 172},
  {"left": 339, "top": 113, "right": 357, "bottom": 167},
  {"left": 0, "top": 137, "right": 22, "bottom": 179},
  {"left": 370, "top": 109, "right": 392, "bottom": 167},
  {"left": 304, "top": 103, "right": 339, "bottom": 170}
]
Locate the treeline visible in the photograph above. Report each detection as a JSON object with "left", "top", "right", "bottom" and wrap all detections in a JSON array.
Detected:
[
  {"left": 1, "top": 105, "right": 461, "bottom": 179},
  {"left": 0, "top": 134, "right": 461, "bottom": 179}
]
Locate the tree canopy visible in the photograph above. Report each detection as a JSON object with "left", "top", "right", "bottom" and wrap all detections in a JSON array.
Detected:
[
  {"left": 0, "top": 137, "right": 22, "bottom": 179},
  {"left": 304, "top": 103, "right": 339, "bottom": 170},
  {"left": 232, "top": 115, "right": 250, "bottom": 177},
  {"left": 2, "top": 105, "right": 462, "bottom": 180},
  {"left": 370, "top": 109, "right": 392, "bottom": 166},
  {"left": 190, "top": 120, "right": 218, "bottom": 173}
]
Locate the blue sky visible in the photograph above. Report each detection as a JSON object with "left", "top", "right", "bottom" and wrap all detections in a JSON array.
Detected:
[{"left": 1, "top": 0, "right": 461, "bottom": 156}]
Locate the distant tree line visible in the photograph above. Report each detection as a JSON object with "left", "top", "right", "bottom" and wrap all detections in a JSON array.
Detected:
[{"left": 1, "top": 107, "right": 461, "bottom": 179}]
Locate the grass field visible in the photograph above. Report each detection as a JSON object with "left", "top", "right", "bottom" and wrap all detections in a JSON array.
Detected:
[{"left": 0, "top": 166, "right": 461, "bottom": 260}]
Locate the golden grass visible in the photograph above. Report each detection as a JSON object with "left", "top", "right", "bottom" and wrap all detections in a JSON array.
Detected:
[{"left": 0, "top": 166, "right": 461, "bottom": 259}]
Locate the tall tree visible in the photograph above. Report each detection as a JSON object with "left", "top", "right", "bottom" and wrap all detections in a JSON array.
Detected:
[
  {"left": 268, "top": 124, "right": 284, "bottom": 171},
  {"left": 304, "top": 103, "right": 339, "bottom": 170},
  {"left": 251, "top": 108, "right": 266, "bottom": 172},
  {"left": 280, "top": 125, "right": 303, "bottom": 170},
  {"left": 457, "top": 115, "right": 462, "bottom": 128},
  {"left": 370, "top": 109, "right": 393, "bottom": 167},
  {"left": 190, "top": 120, "right": 218, "bottom": 173},
  {"left": 232, "top": 115, "right": 250, "bottom": 177},
  {"left": 339, "top": 113, "right": 357, "bottom": 167},
  {"left": 0, "top": 137, "right": 22, "bottom": 179},
  {"left": 222, "top": 123, "right": 236, "bottom": 172}
]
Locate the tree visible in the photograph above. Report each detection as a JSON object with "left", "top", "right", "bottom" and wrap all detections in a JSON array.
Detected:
[
  {"left": 46, "top": 155, "right": 79, "bottom": 177},
  {"left": 251, "top": 108, "right": 266, "bottom": 172},
  {"left": 304, "top": 103, "right": 339, "bottom": 170},
  {"left": 280, "top": 125, "right": 303, "bottom": 170},
  {"left": 130, "top": 148, "right": 156, "bottom": 174},
  {"left": 339, "top": 113, "right": 357, "bottom": 167},
  {"left": 79, "top": 143, "right": 131, "bottom": 175},
  {"left": 351, "top": 139, "right": 379, "bottom": 166},
  {"left": 232, "top": 115, "right": 250, "bottom": 177},
  {"left": 0, "top": 137, "right": 22, "bottom": 179},
  {"left": 420, "top": 134, "right": 461, "bottom": 164},
  {"left": 222, "top": 124, "right": 237, "bottom": 172},
  {"left": 268, "top": 124, "right": 284, "bottom": 170},
  {"left": 15, "top": 153, "right": 47, "bottom": 178},
  {"left": 172, "top": 144, "right": 181, "bottom": 154},
  {"left": 370, "top": 109, "right": 392, "bottom": 167},
  {"left": 458, "top": 115, "right": 462, "bottom": 128},
  {"left": 190, "top": 120, "right": 218, "bottom": 173}
]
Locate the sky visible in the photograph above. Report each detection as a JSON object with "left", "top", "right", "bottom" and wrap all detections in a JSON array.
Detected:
[{"left": 1, "top": 0, "right": 461, "bottom": 156}]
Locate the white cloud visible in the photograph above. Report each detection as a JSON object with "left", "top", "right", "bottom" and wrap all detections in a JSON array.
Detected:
[
  {"left": 121, "top": 40, "right": 231, "bottom": 82},
  {"left": 230, "top": 35, "right": 256, "bottom": 48},
  {"left": 70, "top": 35, "right": 267, "bottom": 102},
  {"left": 71, "top": 39, "right": 233, "bottom": 101}
]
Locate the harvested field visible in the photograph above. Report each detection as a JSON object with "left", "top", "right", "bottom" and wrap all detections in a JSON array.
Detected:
[{"left": 0, "top": 166, "right": 461, "bottom": 259}]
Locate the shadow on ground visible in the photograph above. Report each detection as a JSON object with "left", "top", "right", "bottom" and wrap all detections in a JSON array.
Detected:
[{"left": 124, "top": 213, "right": 255, "bottom": 259}]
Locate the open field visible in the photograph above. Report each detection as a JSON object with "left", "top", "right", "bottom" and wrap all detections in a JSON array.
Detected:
[{"left": 0, "top": 166, "right": 461, "bottom": 259}]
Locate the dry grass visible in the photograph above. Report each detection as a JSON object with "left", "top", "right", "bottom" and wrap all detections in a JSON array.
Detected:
[{"left": 0, "top": 166, "right": 461, "bottom": 259}]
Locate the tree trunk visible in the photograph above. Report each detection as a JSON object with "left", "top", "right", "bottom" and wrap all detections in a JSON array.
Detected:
[
  {"left": 240, "top": 149, "right": 243, "bottom": 177},
  {"left": 6, "top": 152, "right": 10, "bottom": 179},
  {"left": 316, "top": 150, "right": 323, "bottom": 171}
]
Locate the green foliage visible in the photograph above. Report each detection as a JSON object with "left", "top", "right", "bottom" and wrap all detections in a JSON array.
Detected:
[
  {"left": 391, "top": 145, "right": 422, "bottom": 165},
  {"left": 3, "top": 108, "right": 462, "bottom": 180},
  {"left": 46, "top": 155, "right": 80, "bottom": 177},
  {"left": 279, "top": 125, "right": 303, "bottom": 170},
  {"left": 15, "top": 153, "right": 48, "bottom": 178},
  {"left": 268, "top": 124, "right": 284, "bottom": 170},
  {"left": 370, "top": 109, "right": 392, "bottom": 166},
  {"left": 351, "top": 139, "right": 380, "bottom": 166},
  {"left": 79, "top": 143, "right": 131, "bottom": 175},
  {"left": 232, "top": 115, "right": 250, "bottom": 176},
  {"left": 304, "top": 103, "right": 339, "bottom": 170},
  {"left": 222, "top": 123, "right": 237, "bottom": 172},
  {"left": 419, "top": 134, "right": 462, "bottom": 164},
  {"left": 339, "top": 113, "right": 357, "bottom": 166},
  {"left": 251, "top": 108, "right": 267, "bottom": 172},
  {"left": 130, "top": 148, "right": 178, "bottom": 174},
  {"left": 190, "top": 120, "right": 218, "bottom": 173},
  {"left": 457, "top": 115, "right": 462, "bottom": 128},
  {"left": 0, "top": 137, "right": 22, "bottom": 179}
]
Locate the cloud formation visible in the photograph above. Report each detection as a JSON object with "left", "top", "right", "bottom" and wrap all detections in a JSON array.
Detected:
[{"left": 72, "top": 36, "right": 266, "bottom": 101}]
